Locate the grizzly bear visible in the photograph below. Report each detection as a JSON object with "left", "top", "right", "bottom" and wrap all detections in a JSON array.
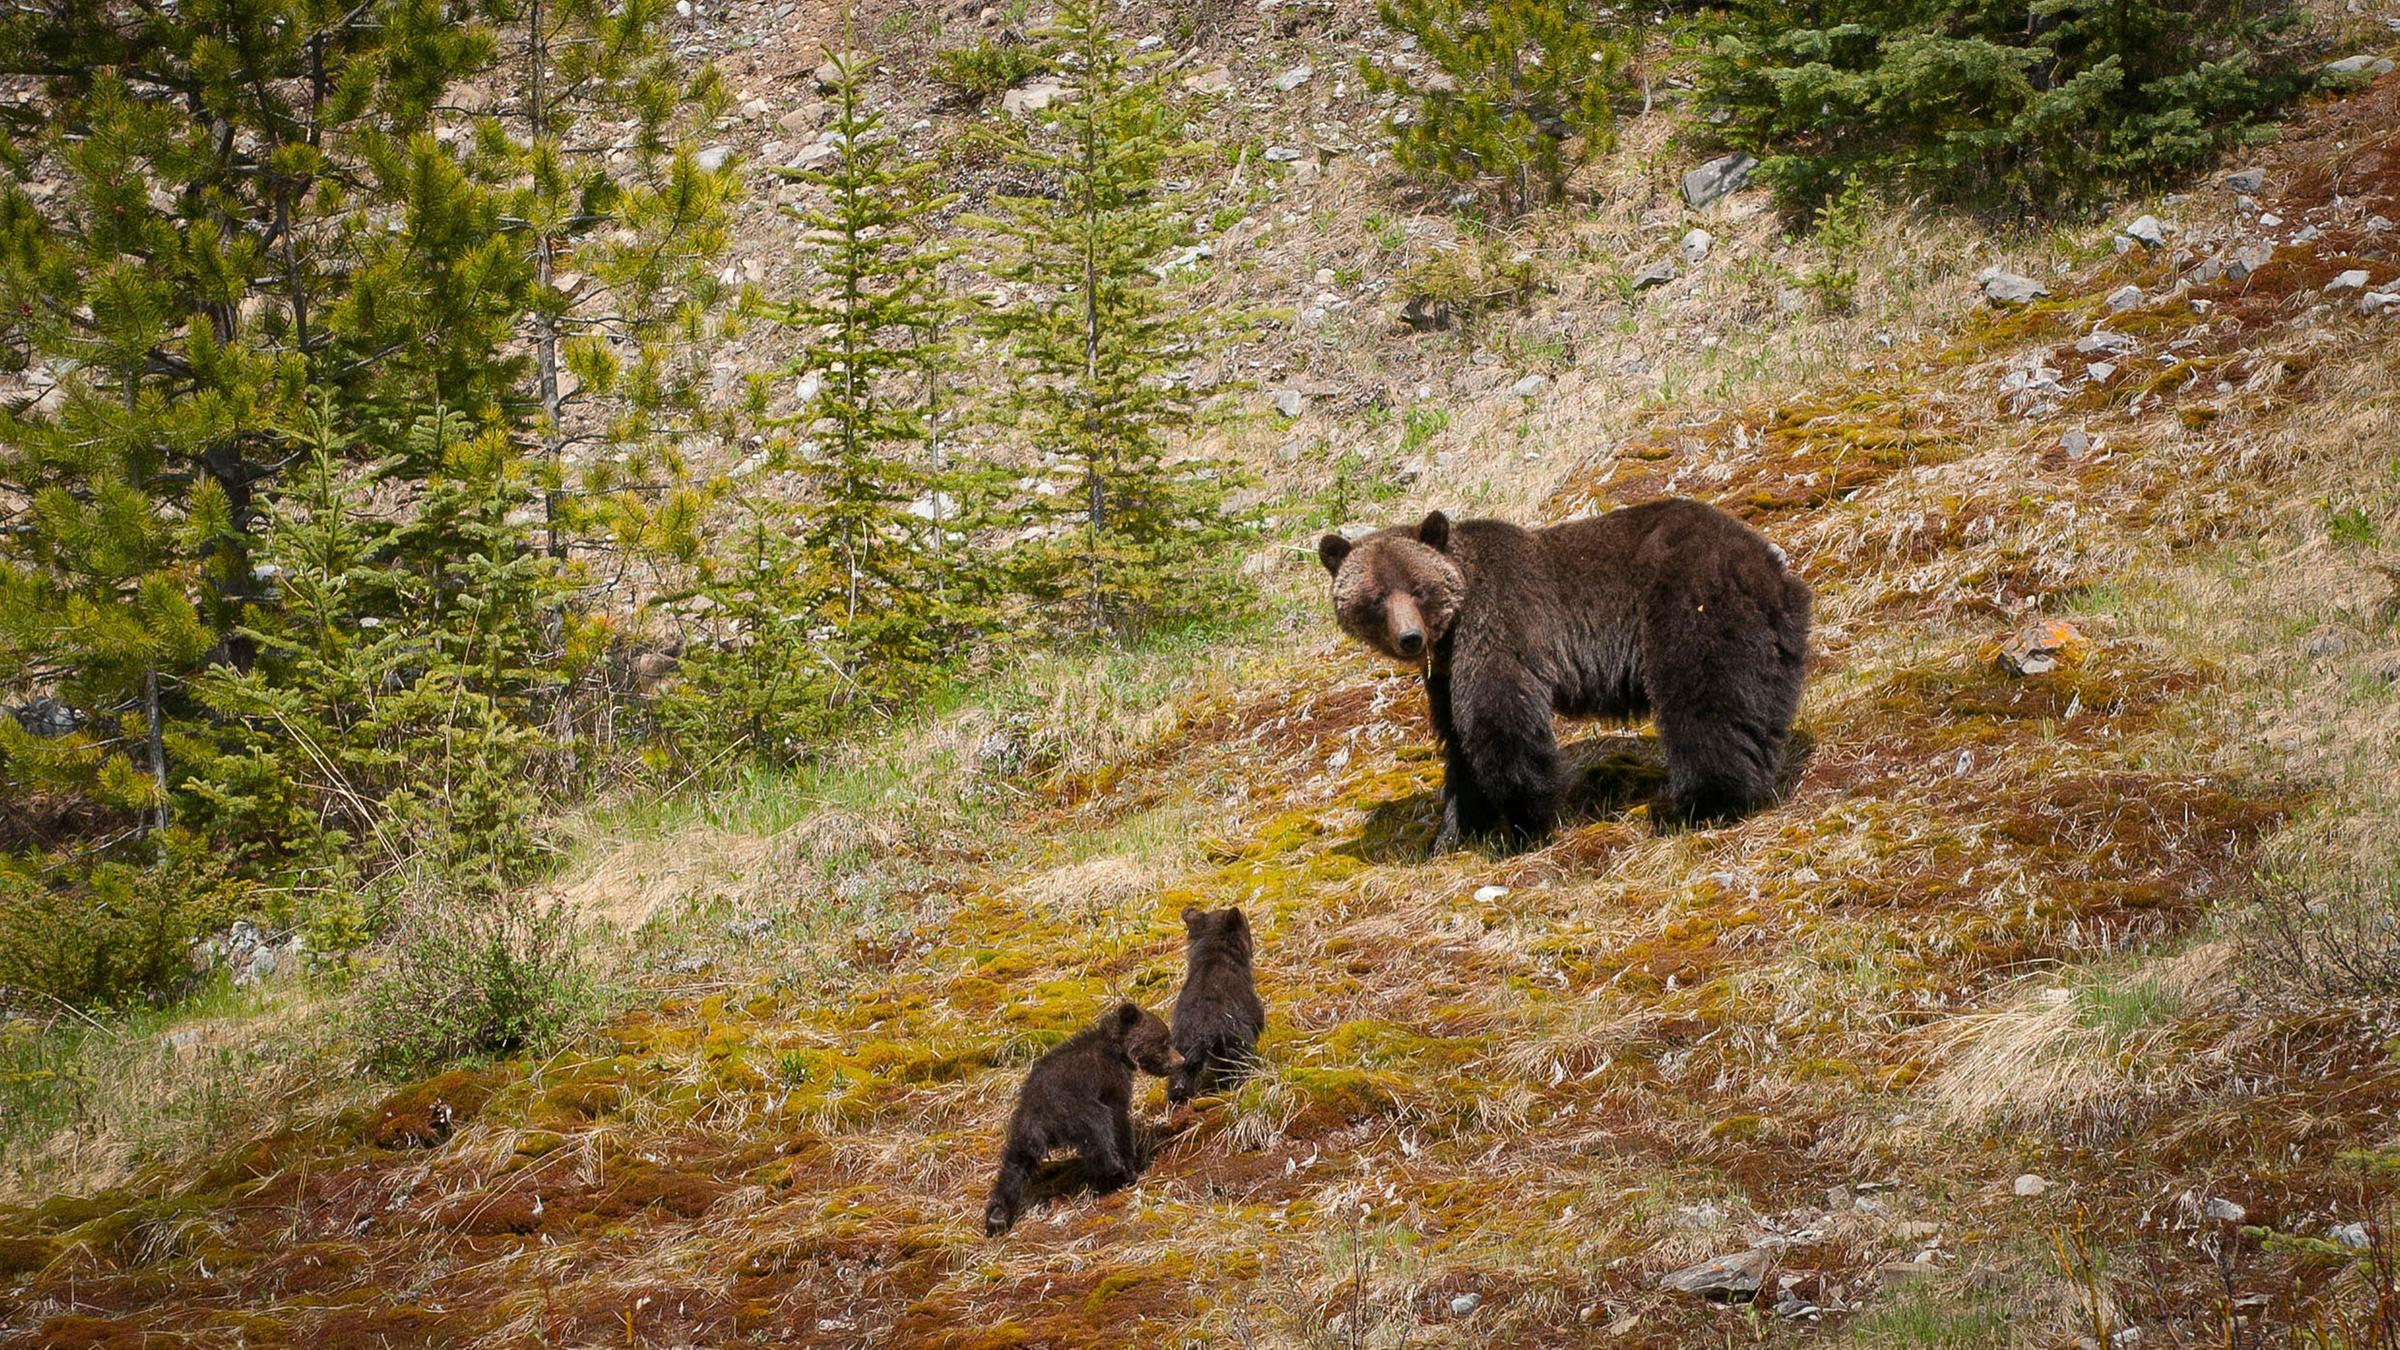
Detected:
[
  {"left": 1166, "top": 907, "right": 1266, "bottom": 1106},
  {"left": 1317, "top": 498, "right": 1809, "bottom": 846},
  {"left": 984, "top": 1002, "right": 1181, "bottom": 1236}
]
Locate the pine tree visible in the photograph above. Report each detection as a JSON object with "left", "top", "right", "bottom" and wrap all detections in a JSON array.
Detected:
[
  {"left": 1360, "top": 0, "right": 1624, "bottom": 218},
  {"left": 1700, "top": 0, "right": 2311, "bottom": 214},
  {"left": 979, "top": 0, "right": 1249, "bottom": 641}
]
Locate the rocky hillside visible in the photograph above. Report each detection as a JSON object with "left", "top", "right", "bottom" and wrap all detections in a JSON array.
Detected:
[{"left": 6, "top": 1, "right": 2400, "bottom": 1344}]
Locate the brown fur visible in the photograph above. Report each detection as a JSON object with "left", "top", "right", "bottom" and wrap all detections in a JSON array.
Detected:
[
  {"left": 1319, "top": 499, "right": 1810, "bottom": 846},
  {"left": 1166, "top": 907, "right": 1266, "bottom": 1105},
  {"left": 983, "top": 1003, "right": 1180, "bottom": 1236}
]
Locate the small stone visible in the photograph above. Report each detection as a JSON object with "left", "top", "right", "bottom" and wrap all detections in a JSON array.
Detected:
[
  {"left": 1274, "top": 64, "right": 1313, "bottom": 92},
  {"left": 2227, "top": 242, "right": 2276, "bottom": 281},
  {"left": 2324, "top": 55, "right": 2397, "bottom": 80},
  {"left": 1003, "top": 78, "right": 1065, "bottom": 116},
  {"left": 740, "top": 97, "right": 770, "bottom": 119},
  {"left": 1509, "top": 374, "right": 1549, "bottom": 400},
  {"left": 2122, "top": 215, "right": 2166, "bottom": 248},
  {"left": 695, "top": 145, "right": 735, "bottom": 172},
  {"left": 1978, "top": 267, "right": 2049, "bottom": 307},
  {"left": 1473, "top": 884, "right": 1510, "bottom": 902},
  {"left": 1996, "top": 619, "right": 2085, "bottom": 677},
  {"left": 2332, "top": 1222, "right": 2372, "bottom": 1250},
  {"left": 1681, "top": 152, "right": 1758, "bottom": 209},
  {"left": 2060, "top": 430, "right": 2091, "bottom": 457},
  {"left": 2075, "top": 331, "right": 2135, "bottom": 356},
  {"left": 1182, "top": 67, "right": 1233, "bottom": 95},
  {"left": 2224, "top": 168, "right": 2266, "bottom": 194},
  {"left": 1271, "top": 388, "right": 1304, "bottom": 418},
  {"left": 2258, "top": 212, "right": 2284, "bottom": 228},
  {"left": 1632, "top": 257, "right": 1679, "bottom": 290},
  {"left": 2086, "top": 361, "right": 2116, "bottom": 383},
  {"left": 1679, "top": 228, "right": 1714, "bottom": 264},
  {"left": 2203, "top": 1197, "right": 2247, "bottom": 1223},
  {"left": 1450, "top": 1293, "right": 1480, "bottom": 1316},
  {"left": 1895, "top": 1221, "right": 1941, "bottom": 1242},
  {"left": 2362, "top": 289, "right": 2400, "bottom": 317},
  {"left": 2106, "top": 284, "right": 2142, "bottom": 312},
  {"left": 2329, "top": 270, "right": 2372, "bottom": 292},
  {"left": 2306, "top": 629, "right": 2349, "bottom": 659},
  {"left": 1659, "top": 1250, "right": 1770, "bottom": 1301},
  {"left": 1264, "top": 145, "right": 1302, "bottom": 163},
  {"left": 2014, "top": 1173, "right": 2050, "bottom": 1198},
  {"left": 813, "top": 52, "right": 869, "bottom": 91}
]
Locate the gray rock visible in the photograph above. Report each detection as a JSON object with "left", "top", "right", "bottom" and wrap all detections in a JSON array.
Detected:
[
  {"left": 2123, "top": 215, "right": 2167, "bottom": 248},
  {"left": 1978, "top": 267, "right": 2049, "bottom": 307},
  {"left": 1003, "top": 79, "right": 1064, "bottom": 116},
  {"left": 1182, "top": 67, "right": 1233, "bottom": 95},
  {"left": 1509, "top": 373, "right": 1549, "bottom": 400},
  {"left": 2362, "top": 288, "right": 2400, "bottom": 317},
  {"left": 10, "top": 698, "right": 83, "bottom": 738},
  {"left": 2014, "top": 1173, "right": 2050, "bottom": 1198},
  {"left": 2060, "top": 430, "right": 2091, "bottom": 457},
  {"left": 1273, "top": 64, "right": 1313, "bottom": 92},
  {"left": 1263, "top": 145, "right": 1303, "bottom": 163},
  {"left": 812, "top": 52, "right": 869, "bottom": 90},
  {"left": 2307, "top": 630, "right": 2349, "bottom": 659},
  {"left": 2086, "top": 361, "right": 2117, "bottom": 383},
  {"left": 1660, "top": 1250, "right": 1770, "bottom": 1301},
  {"left": 2227, "top": 242, "right": 2276, "bottom": 281},
  {"left": 695, "top": 145, "right": 735, "bottom": 173},
  {"left": 1679, "top": 228, "right": 1714, "bottom": 264},
  {"left": 2224, "top": 168, "right": 2266, "bottom": 194},
  {"left": 2203, "top": 1197, "right": 2247, "bottom": 1223},
  {"left": 2329, "top": 270, "right": 2372, "bottom": 292},
  {"left": 2332, "top": 1222, "right": 2372, "bottom": 1250},
  {"left": 1631, "top": 257, "right": 1679, "bottom": 291},
  {"left": 1680, "top": 153, "right": 1758, "bottom": 209},
  {"left": 2324, "top": 55, "right": 2397, "bottom": 80},
  {"left": 2075, "top": 331, "right": 2136, "bottom": 356},
  {"left": 1271, "top": 388, "right": 1305, "bottom": 417},
  {"left": 2106, "top": 284, "right": 2143, "bottom": 313},
  {"left": 1449, "top": 1293, "right": 1480, "bottom": 1316}
]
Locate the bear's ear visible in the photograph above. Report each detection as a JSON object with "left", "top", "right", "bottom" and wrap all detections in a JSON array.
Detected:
[
  {"left": 1113, "top": 1002, "right": 1143, "bottom": 1030},
  {"left": 1417, "top": 510, "right": 1451, "bottom": 552},
  {"left": 1317, "top": 533, "right": 1352, "bottom": 577},
  {"left": 1183, "top": 906, "right": 1206, "bottom": 935},
  {"left": 1221, "top": 908, "right": 1249, "bottom": 936}
]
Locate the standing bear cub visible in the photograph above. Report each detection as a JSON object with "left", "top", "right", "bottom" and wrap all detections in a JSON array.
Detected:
[
  {"left": 1167, "top": 907, "right": 1266, "bottom": 1106},
  {"left": 1319, "top": 498, "right": 1809, "bottom": 847},
  {"left": 985, "top": 1002, "right": 1180, "bottom": 1236}
]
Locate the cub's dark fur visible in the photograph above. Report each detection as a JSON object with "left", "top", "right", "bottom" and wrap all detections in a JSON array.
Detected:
[
  {"left": 983, "top": 1002, "right": 1179, "bottom": 1236},
  {"left": 1318, "top": 498, "right": 1809, "bottom": 846},
  {"left": 1167, "top": 907, "right": 1266, "bottom": 1105}
]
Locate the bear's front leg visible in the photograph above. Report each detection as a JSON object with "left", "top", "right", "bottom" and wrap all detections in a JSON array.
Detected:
[
  {"left": 1454, "top": 658, "right": 1560, "bottom": 847},
  {"left": 1426, "top": 667, "right": 1498, "bottom": 852}
]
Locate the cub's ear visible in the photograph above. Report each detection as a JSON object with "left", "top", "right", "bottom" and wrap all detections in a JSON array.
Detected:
[
  {"left": 1221, "top": 907, "right": 1249, "bottom": 936},
  {"left": 1183, "top": 906, "right": 1206, "bottom": 936},
  {"left": 1417, "top": 510, "right": 1451, "bottom": 552},
  {"left": 1317, "top": 533, "right": 1352, "bottom": 577},
  {"left": 1113, "top": 1002, "right": 1143, "bottom": 1030}
]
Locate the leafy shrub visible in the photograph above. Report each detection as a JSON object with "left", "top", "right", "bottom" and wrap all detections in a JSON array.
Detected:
[
  {"left": 2251, "top": 843, "right": 2400, "bottom": 1003},
  {"left": 931, "top": 38, "right": 1048, "bottom": 104},
  {"left": 1360, "top": 0, "right": 1625, "bottom": 217},
  {"left": 1393, "top": 238, "right": 1544, "bottom": 326},
  {"left": 1699, "top": 0, "right": 2313, "bottom": 215},
  {"left": 0, "top": 837, "right": 247, "bottom": 1007},
  {"left": 359, "top": 895, "right": 601, "bottom": 1075}
]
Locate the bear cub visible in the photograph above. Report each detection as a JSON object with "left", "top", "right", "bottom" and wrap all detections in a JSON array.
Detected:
[
  {"left": 1319, "top": 498, "right": 1809, "bottom": 847},
  {"left": 1166, "top": 907, "right": 1266, "bottom": 1106},
  {"left": 984, "top": 1002, "right": 1180, "bottom": 1236}
]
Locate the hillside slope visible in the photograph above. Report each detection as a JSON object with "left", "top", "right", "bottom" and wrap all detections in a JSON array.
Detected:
[{"left": 6, "top": 41, "right": 2400, "bottom": 1350}]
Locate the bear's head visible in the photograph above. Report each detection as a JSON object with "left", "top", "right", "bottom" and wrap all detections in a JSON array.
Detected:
[
  {"left": 1316, "top": 511, "right": 1467, "bottom": 665},
  {"left": 1109, "top": 1001, "right": 1181, "bottom": 1078},
  {"left": 1182, "top": 905, "right": 1254, "bottom": 964}
]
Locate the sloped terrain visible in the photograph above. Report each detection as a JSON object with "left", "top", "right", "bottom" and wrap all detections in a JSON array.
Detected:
[{"left": 6, "top": 31, "right": 2400, "bottom": 1350}]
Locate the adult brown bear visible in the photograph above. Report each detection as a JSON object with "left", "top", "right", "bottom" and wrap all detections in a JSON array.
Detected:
[{"left": 1318, "top": 499, "right": 1809, "bottom": 848}]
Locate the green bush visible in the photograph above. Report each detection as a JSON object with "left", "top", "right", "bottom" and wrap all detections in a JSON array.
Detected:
[
  {"left": 1699, "top": 0, "right": 2313, "bottom": 215},
  {"left": 1360, "top": 0, "right": 1625, "bottom": 217},
  {"left": 0, "top": 837, "right": 247, "bottom": 1007},
  {"left": 931, "top": 38, "right": 1048, "bottom": 104},
  {"left": 358, "top": 895, "right": 600, "bottom": 1076}
]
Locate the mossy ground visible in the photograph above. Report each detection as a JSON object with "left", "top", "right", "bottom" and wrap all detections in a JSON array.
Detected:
[{"left": 7, "top": 67, "right": 2400, "bottom": 1350}]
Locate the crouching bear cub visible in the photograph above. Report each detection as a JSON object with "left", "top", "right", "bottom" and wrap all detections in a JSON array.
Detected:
[
  {"left": 985, "top": 1003, "right": 1180, "bottom": 1236},
  {"left": 1318, "top": 498, "right": 1810, "bottom": 847}
]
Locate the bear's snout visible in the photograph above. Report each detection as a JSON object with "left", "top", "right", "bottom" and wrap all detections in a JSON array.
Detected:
[{"left": 1386, "top": 595, "right": 1428, "bottom": 660}]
